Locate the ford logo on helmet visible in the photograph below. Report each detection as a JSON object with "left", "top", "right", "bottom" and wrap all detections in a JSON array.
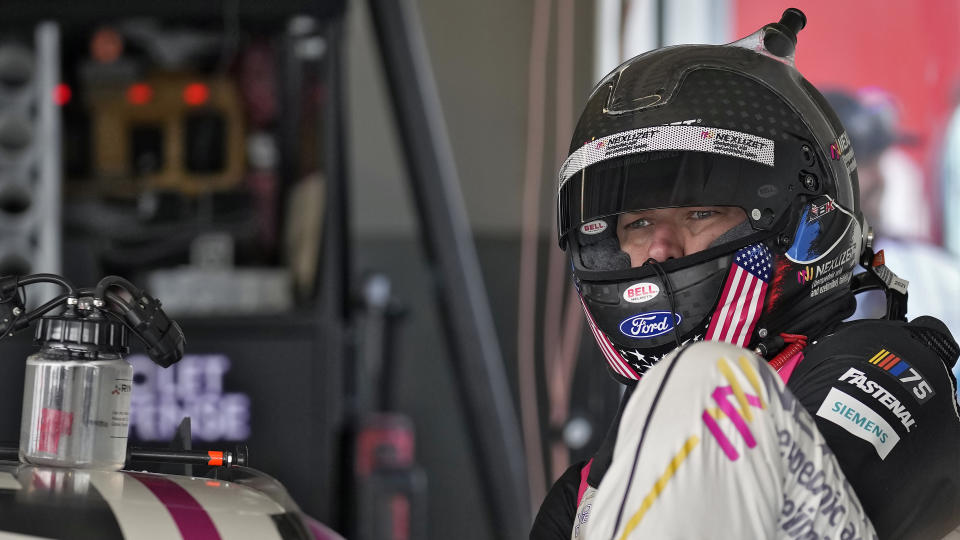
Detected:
[{"left": 618, "top": 311, "right": 681, "bottom": 339}]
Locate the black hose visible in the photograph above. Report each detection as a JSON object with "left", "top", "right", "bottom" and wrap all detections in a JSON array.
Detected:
[{"left": 95, "top": 276, "right": 143, "bottom": 301}]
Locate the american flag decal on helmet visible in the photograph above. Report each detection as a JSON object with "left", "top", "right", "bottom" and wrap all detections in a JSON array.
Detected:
[
  {"left": 578, "top": 296, "right": 640, "bottom": 380},
  {"left": 705, "top": 243, "right": 773, "bottom": 347}
]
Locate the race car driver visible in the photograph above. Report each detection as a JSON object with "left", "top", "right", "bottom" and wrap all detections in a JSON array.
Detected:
[{"left": 531, "top": 8, "right": 960, "bottom": 540}]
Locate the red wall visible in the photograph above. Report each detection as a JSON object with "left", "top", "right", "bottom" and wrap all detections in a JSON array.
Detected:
[{"left": 734, "top": 1, "right": 960, "bottom": 240}]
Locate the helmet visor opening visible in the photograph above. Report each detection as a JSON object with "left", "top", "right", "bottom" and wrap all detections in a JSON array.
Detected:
[{"left": 559, "top": 150, "right": 791, "bottom": 245}]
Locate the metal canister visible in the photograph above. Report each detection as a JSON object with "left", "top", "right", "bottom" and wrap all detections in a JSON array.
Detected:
[{"left": 19, "top": 313, "right": 131, "bottom": 470}]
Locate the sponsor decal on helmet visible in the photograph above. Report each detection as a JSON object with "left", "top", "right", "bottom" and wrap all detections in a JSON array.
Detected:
[
  {"left": 605, "top": 129, "right": 661, "bottom": 154},
  {"left": 785, "top": 197, "right": 859, "bottom": 265},
  {"left": 618, "top": 311, "right": 681, "bottom": 338},
  {"left": 796, "top": 245, "right": 856, "bottom": 292},
  {"left": 806, "top": 199, "right": 836, "bottom": 223},
  {"left": 623, "top": 282, "right": 659, "bottom": 303},
  {"left": 757, "top": 184, "right": 778, "bottom": 198},
  {"left": 580, "top": 219, "right": 608, "bottom": 235},
  {"left": 699, "top": 130, "right": 771, "bottom": 162},
  {"left": 829, "top": 131, "right": 857, "bottom": 173},
  {"left": 830, "top": 132, "right": 851, "bottom": 159},
  {"left": 808, "top": 244, "right": 857, "bottom": 297},
  {"left": 558, "top": 125, "right": 775, "bottom": 191}
]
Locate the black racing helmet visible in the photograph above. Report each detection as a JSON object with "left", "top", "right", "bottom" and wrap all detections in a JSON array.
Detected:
[{"left": 559, "top": 9, "right": 866, "bottom": 384}]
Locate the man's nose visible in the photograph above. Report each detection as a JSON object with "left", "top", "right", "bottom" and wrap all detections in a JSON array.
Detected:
[{"left": 645, "top": 223, "right": 684, "bottom": 262}]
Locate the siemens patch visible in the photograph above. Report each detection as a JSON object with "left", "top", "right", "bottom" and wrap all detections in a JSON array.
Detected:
[{"left": 817, "top": 387, "right": 900, "bottom": 460}]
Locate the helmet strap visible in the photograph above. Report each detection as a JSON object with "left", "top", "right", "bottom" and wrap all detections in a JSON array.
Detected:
[
  {"left": 850, "top": 245, "right": 909, "bottom": 321},
  {"left": 644, "top": 258, "right": 682, "bottom": 349}
]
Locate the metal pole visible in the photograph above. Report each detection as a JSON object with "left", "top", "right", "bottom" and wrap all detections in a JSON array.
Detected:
[
  {"left": 316, "top": 17, "right": 350, "bottom": 528},
  {"left": 365, "top": 0, "right": 531, "bottom": 537}
]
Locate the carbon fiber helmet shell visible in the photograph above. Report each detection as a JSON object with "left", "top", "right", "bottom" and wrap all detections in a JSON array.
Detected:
[{"left": 559, "top": 16, "right": 865, "bottom": 384}]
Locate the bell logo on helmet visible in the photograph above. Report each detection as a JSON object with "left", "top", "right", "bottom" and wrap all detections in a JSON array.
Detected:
[
  {"left": 619, "top": 311, "right": 681, "bottom": 338},
  {"left": 580, "top": 220, "right": 608, "bottom": 235},
  {"left": 623, "top": 282, "right": 660, "bottom": 303},
  {"left": 757, "top": 184, "right": 778, "bottom": 198}
]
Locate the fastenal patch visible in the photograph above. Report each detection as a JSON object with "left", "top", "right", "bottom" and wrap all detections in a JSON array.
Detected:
[
  {"left": 817, "top": 387, "right": 900, "bottom": 459},
  {"left": 837, "top": 367, "right": 915, "bottom": 432},
  {"left": 866, "top": 349, "right": 935, "bottom": 404},
  {"left": 558, "top": 125, "right": 775, "bottom": 190}
]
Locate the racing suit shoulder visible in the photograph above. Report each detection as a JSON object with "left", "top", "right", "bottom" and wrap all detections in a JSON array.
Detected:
[
  {"left": 530, "top": 460, "right": 586, "bottom": 540},
  {"left": 786, "top": 317, "right": 960, "bottom": 540}
]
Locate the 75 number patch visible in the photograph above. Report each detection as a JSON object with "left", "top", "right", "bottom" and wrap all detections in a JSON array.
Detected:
[{"left": 866, "top": 348, "right": 935, "bottom": 404}]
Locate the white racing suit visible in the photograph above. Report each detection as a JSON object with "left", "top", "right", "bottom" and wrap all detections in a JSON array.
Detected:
[
  {"left": 532, "top": 317, "right": 960, "bottom": 540},
  {"left": 577, "top": 340, "right": 876, "bottom": 540}
]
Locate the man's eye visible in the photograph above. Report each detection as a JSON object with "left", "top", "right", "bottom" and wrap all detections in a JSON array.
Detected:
[
  {"left": 691, "top": 210, "right": 716, "bottom": 220},
  {"left": 623, "top": 217, "right": 651, "bottom": 229}
]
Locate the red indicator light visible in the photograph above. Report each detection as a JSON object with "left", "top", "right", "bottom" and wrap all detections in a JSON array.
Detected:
[
  {"left": 52, "top": 83, "right": 71, "bottom": 106},
  {"left": 91, "top": 27, "right": 123, "bottom": 64},
  {"left": 127, "top": 83, "right": 153, "bottom": 106},
  {"left": 183, "top": 83, "right": 209, "bottom": 106}
]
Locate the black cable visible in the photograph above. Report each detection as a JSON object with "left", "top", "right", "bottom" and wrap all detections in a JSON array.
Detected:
[
  {"left": 15, "top": 273, "right": 75, "bottom": 295},
  {"left": 645, "top": 258, "right": 682, "bottom": 349},
  {"left": 20, "top": 293, "right": 73, "bottom": 324},
  {"left": 0, "top": 274, "right": 78, "bottom": 341}
]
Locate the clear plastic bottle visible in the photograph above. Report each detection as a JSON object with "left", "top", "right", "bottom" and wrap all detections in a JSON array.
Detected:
[{"left": 19, "top": 315, "right": 131, "bottom": 470}]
